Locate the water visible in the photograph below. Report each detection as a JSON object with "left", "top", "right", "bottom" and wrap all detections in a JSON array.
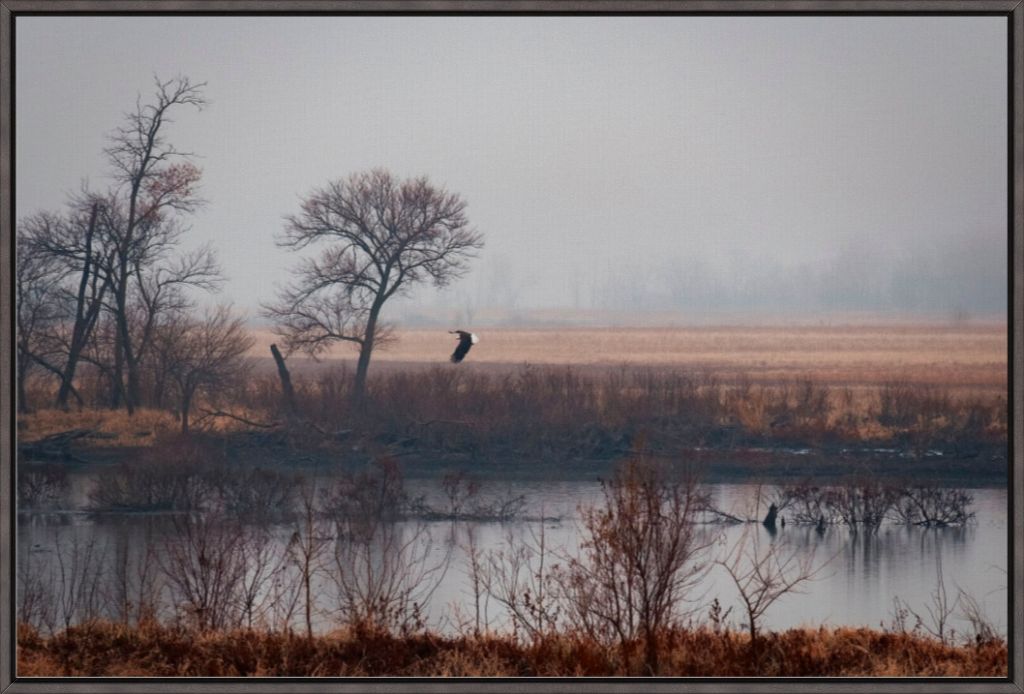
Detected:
[{"left": 16, "top": 477, "right": 1008, "bottom": 639}]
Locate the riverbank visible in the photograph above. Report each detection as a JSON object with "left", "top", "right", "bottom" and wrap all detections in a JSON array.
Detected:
[
  {"left": 17, "top": 409, "right": 1008, "bottom": 486},
  {"left": 16, "top": 621, "right": 1007, "bottom": 677}
]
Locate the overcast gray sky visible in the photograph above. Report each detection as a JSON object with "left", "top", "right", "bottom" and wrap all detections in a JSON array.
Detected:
[{"left": 15, "top": 15, "right": 1008, "bottom": 323}]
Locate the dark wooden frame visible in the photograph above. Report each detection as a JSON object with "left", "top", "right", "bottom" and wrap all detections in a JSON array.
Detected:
[{"left": 1, "top": 2, "right": 1020, "bottom": 692}]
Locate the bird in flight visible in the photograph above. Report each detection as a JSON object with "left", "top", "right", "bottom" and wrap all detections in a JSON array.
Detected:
[{"left": 449, "top": 330, "right": 479, "bottom": 363}]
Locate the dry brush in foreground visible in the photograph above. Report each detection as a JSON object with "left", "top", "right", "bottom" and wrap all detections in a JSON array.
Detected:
[{"left": 16, "top": 620, "right": 1007, "bottom": 677}]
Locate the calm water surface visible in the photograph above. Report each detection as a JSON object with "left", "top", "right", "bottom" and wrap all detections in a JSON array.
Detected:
[{"left": 17, "top": 477, "right": 1008, "bottom": 638}]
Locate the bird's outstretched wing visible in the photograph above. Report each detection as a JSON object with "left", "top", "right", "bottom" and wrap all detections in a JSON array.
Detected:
[
  {"left": 449, "top": 330, "right": 475, "bottom": 363},
  {"left": 451, "top": 340, "right": 471, "bottom": 363}
]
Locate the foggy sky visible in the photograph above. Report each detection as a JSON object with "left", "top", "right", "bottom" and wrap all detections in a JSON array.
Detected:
[{"left": 15, "top": 15, "right": 1008, "bottom": 324}]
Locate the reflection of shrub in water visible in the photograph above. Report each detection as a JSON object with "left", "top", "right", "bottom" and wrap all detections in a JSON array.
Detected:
[
  {"left": 441, "top": 469, "right": 480, "bottom": 518},
  {"left": 88, "top": 458, "right": 213, "bottom": 512},
  {"left": 322, "top": 458, "right": 410, "bottom": 525},
  {"left": 87, "top": 438, "right": 232, "bottom": 512},
  {"left": 19, "top": 530, "right": 109, "bottom": 634},
  {"left": 18, "top": 463, "right": 70, "bottom": 510},
  {"left": 317, "top": 458, "right": 450, "bottom": 635},
  {"left": 159, "top": 512, "right": 247, "bottom": 631},
  {"left": 216, "top": 467, "right": 299, "bottom": 521},
  {"left": 416, "top": 470, "right": 527, "bottom": 521}
]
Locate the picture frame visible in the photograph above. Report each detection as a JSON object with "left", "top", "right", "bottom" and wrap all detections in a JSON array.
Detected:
[{"left": 1, "top": 1, "right": 1021, "bottom": 692}]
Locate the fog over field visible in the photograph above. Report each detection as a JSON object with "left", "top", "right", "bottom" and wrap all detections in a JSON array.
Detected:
[{"left": 16, "top": 15, "right": 1007, "bottom": 325}]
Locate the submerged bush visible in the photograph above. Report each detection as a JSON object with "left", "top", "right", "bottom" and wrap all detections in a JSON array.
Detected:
[{"left": 17, "top": 463, "right": 70, "bottom": 510}]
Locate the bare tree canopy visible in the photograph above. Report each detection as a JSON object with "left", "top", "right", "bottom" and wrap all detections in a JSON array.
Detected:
[
  {"left": 101, "top": 75, "right": 216, "bottom": 413},
  {"left": 153, "top": 306, "right": 255, "bottom": 434},
  {"left": 15, "top": 229, "right": 67, "bottom": 411},
  {"left": 23, "top": 191, "right": 116, "bottom": 410},
  {"left": 265, "top": 168, "right": 483, "bottom": 398},
  {"left": 16, "top": 76, "right": 219, "bottom": 416}
]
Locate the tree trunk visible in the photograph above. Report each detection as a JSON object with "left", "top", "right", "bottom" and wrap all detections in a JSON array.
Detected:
[
  {"left": 16, "top": 349, "right": 30, "bottom": 414},
  {"left": 112, "top": 257, "right": 137, "bottom": 414},
  {"left": 353, "top": 308, "right": 380, "bottom": 401},
  {"left": 270, "top": 344, "right": 297, "bottom": 416},
  {"left": 56, "top": 352, "right": 80, "bottom": 410},
  {"left": 180, "top": 391, "right": 192, "bottom": 435},
  {"left": 57, "top": 202, "right": 101, "bottom": 410},
  {"left": 57, "top": 339, "right": 93, "bottom": 410},
  {"left": 644, "top": 625, "right": 659, "bottom": 675},
  {"left": 304, "top": 567, "right": 313, "bottom": 639},
  {"left": 127, "top": 362, "right": 141, "bottom": 414},
  {"left": 748, "top": 620, "right": 759, "bottom": 664},
  {"left": 353, "top": 340, "right": 373, "bottom": 401},
  {"left": 111, "top": 326, "right": 125, "bottom": 410}
]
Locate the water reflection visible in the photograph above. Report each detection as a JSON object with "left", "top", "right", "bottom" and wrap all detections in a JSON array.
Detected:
[{"left": 16, "top": 482, "right": 1007, "bottom": 639}]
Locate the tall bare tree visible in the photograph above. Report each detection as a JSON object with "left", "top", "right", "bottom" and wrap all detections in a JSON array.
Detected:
[
  {"left": 265, "top": 169, "right": 483, "bottom": 399},
  {"left": 14, "top": 230, "right": 65, "bottom": 412},
  {"left": 24, "top": 192, "right": 115, "bottom": 410},
  {"left": 99, "top": 76, "right": 215, "bottom": 413}
]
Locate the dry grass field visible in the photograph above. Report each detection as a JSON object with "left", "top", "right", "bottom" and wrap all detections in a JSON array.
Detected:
[
  {"left": 19, "top": 322, "right": 1008, "bottom": 481},
  {"left": 251, "top": 323, "right": 1007, "bottom": 393}
]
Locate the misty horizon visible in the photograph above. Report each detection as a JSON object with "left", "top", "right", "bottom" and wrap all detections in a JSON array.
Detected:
[{"left": 16, "top": 15, "right": 1009, "bottom": 325}]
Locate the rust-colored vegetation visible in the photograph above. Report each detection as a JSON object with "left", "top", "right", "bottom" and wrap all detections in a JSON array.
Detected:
[
  {"left": 16, "top": 621, "right": 1007, "bottom": 677},
  {"left": 19, "top": 325, "right": 1007, "bottom": 473}
]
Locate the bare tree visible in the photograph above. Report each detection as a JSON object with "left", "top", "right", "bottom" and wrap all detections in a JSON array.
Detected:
[
  {"left": 106, "top": 522, "right": 161, "bottom": 627},
  {"left": 160, "top": 511, "right": 247, "bottom": 631},
  {"left": 23, "top": 192, "right": 116, "bottom": 410},
  {"left": 235, "top": 525, "right": 289, "bottom": 630},
  {"left": 894, "top": 554, "right": 960, "bottom": 645},
  {"left": 14, "top": 229, "right": 66, "bottom": 411},
  {"left": 956, "top": 584, "right": 999, "bottom": 645},
  {"left": 483, "top": 518, "right": 561, "bottom": 641},
  {"left": 560, "top": 456, "right": 714, "bottom": 674},
  {"left": 265, "top": 169, "right": 483, "bottom": 399},
  {"left": 775, "top": 480, "right": 830, "bottom": 527},
  {"left": 324, "top": 459, "right": 449, "bottom": 634},
  {"left": 17, "top": 463, "right": 70, "bottom": 511},
  {"left": 329, "top": 512, "right": 446, "bottom": 635},
  {"left": 890, "top": 484, "right": 975, "bottom": 527},
  {"left": 51, "top": 530, "right": 108, "bottom": 632},
  {"left": 287, "top": 481, "right": 332, "bottom": 639},
  {"left": 824, "top": 477, "right": 899, "bottom": 531},
  {"left": 458, "top": 525, "right": 490, "bottom": 637},
  {"left": 718, "top": 525, "right": 826, "bottom": 657},
  {"left": 17, "top": 548, "right": 54, "bottom": 632},
  {"left": 154, "top": 306, "right": 254, "bottom": 433},
  {"left": 98, "top": 75, "right": 216, "bottom": 413},
  {"left": 267, "top": 563, "right": 304, "bottom": 633}
]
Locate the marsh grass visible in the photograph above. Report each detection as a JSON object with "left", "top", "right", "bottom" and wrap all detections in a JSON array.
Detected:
[
  {"left": 19, "top": 364, "right": 1006, "bottom": 478},
  {"left": 15, "top": 621, "right": 1007, "bottom": 677},
  {"left": 239, "top": 365, "right": 1006, "bottom": 456},
  {"left": 17, "top": 408, "right": 179, "bottom": 448},
  {"left": 18, "top": 324, "right": 1007, "bottom": 465}
]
